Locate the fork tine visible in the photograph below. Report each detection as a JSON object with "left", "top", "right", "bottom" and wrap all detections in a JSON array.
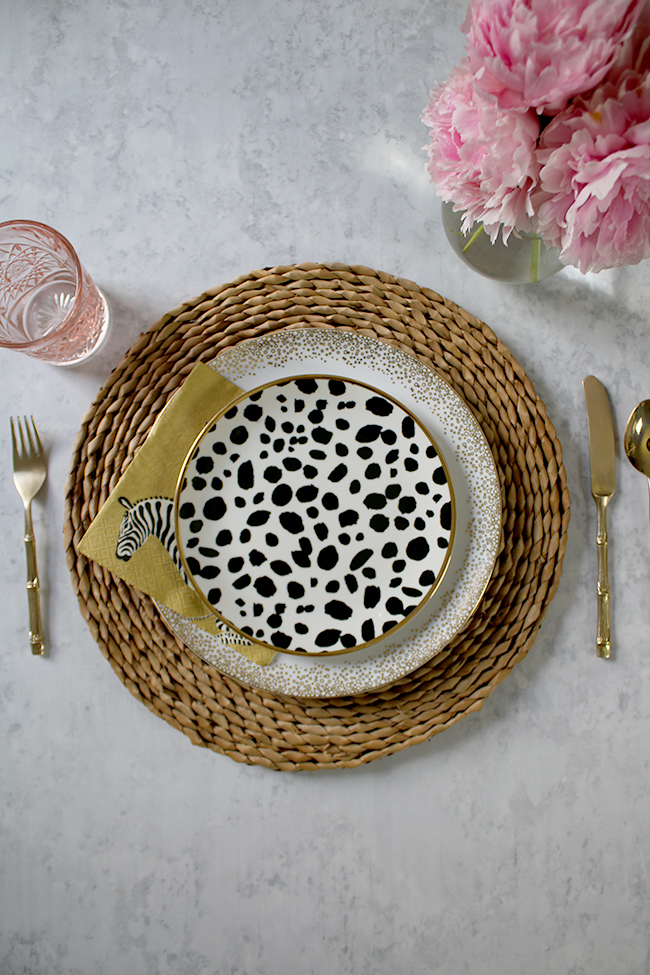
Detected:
[
  {"left": 30, "top": 417, "right": 43, "bottom": 457},
  {"left": 24, "top": 416, "right": 36, "bottom": 455},
  {"left": 18, "top": 415, "right": 27, "bottom": 456}
]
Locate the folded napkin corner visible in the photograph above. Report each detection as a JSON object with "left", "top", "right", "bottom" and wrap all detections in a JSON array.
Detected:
[{"left": 78, "top": 362, "right": 277, "bottom": 667}]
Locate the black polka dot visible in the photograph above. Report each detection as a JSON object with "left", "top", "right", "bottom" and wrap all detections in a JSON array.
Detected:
[
  {"left": 237, "top": 460, "right": 254, "bottom": 490},
  {"left": 271, "top": 632, "right": 292, "bottom": 649},
  {"left": 325, "top": 600, "right": 353, "bottom": 620},
  {"left": 361, "top": 619, "right": 375, "bottom": 641},
  {"left": 295, "top": 379, "right": 318, "bottom": 394},
  {"left": 230, "top": 426, "right": 248, "bottom": 445},
  {"left": 244, "top": 404, "right": 263, "bottom": 422},
  {"left": 254, "top": 576, "right": 276, "bottom": 597},
  {"left": 345, "top": 574, "right": 358, "bottom": 593},
  {"left": 315, "top": 629, "right": 341, "bottom": 647},
  {"left": 317, "top": 545, "right": 339, "bottom": 570},
  {"left": 272, "top": 484, "right": 293, "bottom": 506},
  {"left": 339, "top": 509, "right": 358, "bottom": 527},
  {"left": 279, "top": 512, "right": 304, "bottom": 534},
  {"left": 406, "top": 537, "right": 430, "bottom": 561},
  {"left": 247, "top": 510, "right": 270, "bottom": 526},
  {"left": 365, "top": 396, "right": 393, "bottom": 416},
  {"left": 350, "top": 549, "right": 372, "bottom": 570},
  {"left": 196, "top": 456, "right": 214, "bottom": 474},
  {"left": 398, "top": 496, "right": 417, "bottom": 513},
  {"left": 328, "top": 463, "right": 348, "bottom": 482},
  {"left": 356, "top": 424, "right": 382, "bottom": 443},
  {"left": 364, "top": 586, "right": 380, "bottom": 609},
  {"left": 203, "top": 497, "right": 226, "bottom": 521},
  {"left": 270, "top": 560, "right": 292, "bottom": 575}
]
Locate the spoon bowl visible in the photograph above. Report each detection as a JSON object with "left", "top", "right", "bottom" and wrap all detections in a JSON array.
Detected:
[{"left": 624, "top": 399, "right": 650, "bottom": 521}]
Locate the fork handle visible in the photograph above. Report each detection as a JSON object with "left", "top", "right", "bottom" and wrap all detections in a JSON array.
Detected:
[{"left": 23, "top": 504, "right": 44, "bottom": 655}]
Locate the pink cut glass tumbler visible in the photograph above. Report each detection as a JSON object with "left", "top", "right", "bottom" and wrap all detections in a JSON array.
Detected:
[{"left": 0, "top": 220, "right": 110, "bottom": 365}]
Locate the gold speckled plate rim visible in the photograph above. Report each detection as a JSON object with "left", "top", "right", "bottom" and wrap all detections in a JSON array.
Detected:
[{"left": 155, "top": 327, "right": 501, "bottom": 697}]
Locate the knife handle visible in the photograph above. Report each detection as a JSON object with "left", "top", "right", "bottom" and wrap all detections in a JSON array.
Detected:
[{"left": 595, "top": 495, "right": 611, "bottom": 659}]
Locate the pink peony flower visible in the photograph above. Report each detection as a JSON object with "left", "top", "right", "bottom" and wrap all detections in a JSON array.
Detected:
[
  {"left": 463, "top": 0, "right": 645, "bottom": 115},
  {"left": 533, "top": 70, "right": 650, "bottom": 272},
  {"left": 606, "top": 0, "right": 650, "bottom": 85},
  {"left": 422, "top": 59, "right": 540, "bottom": 241}
]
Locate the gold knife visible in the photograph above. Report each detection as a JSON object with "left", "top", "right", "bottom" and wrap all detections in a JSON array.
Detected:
[{"left": 583, "top": 376, "right": 616, "bottom": 658}]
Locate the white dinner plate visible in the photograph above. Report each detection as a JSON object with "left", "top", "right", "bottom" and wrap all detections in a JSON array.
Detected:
[
  {"left": 175, "top": 375, "right": 455, "bottom": 655},
  {"left": 156, "top": 327, "right": 501, "bottom": 697}
]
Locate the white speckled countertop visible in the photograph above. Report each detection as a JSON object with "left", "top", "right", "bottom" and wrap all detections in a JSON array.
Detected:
[{"left": 2, "top": 2, "right": 650, "bottom": 973}]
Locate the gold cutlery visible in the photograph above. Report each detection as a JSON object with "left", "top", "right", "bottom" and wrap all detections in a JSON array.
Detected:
[
  {"left": 624, "top": 400, "right": 650, "bottom": 523},
  {"left": 583, "top": 377, "right": 616, "bottom": 659},
  {"left": 10, "top": 416, "right": 47, "bottom": 655}
]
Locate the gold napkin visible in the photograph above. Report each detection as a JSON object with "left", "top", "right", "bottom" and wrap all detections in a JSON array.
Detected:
[{"left": 78, "top": 362, "right": 276, "bottom": 666}]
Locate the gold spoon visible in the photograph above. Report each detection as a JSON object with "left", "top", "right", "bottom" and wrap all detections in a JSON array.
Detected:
[{"left": 624, "top": 400, "right": 650, "bottom": 522}]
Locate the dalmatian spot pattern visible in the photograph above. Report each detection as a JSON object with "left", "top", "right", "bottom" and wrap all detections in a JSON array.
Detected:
[{"left": 177, "top": 377, "right": 454, "bottom": 654}]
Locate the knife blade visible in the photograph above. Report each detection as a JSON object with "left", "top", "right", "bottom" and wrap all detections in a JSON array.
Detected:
[{"left": 583, "top": 376, "right": 616, "bottom": 658}]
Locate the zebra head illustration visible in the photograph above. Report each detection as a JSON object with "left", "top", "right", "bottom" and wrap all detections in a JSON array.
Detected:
[
  {"left": 116, "top": 496, "right": 186, "bottom": 580},
  {"left": 114, "top": 496, "right": 252, "bottom": 648}
]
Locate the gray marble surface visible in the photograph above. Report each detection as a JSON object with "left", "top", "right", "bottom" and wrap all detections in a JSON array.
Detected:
[{"left": 2, "top": 2, "right": 650, "bottom": 973}]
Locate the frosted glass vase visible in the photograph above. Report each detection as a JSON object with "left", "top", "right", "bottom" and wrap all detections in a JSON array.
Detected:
[{"left": 441, "top": 201, "right": 564, "bottom": 284}]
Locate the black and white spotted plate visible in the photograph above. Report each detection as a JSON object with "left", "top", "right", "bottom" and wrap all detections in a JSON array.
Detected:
[
  {"left": 175, "top": 376, "right": 454, "bottom": 655},
  {"left": 157, "top": 328, "right": 502, "bottom": 698}
]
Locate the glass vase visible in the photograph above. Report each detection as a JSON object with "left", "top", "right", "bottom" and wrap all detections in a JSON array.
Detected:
[{"left": 441, "top": 201, "right": 564, "bottom": 284}]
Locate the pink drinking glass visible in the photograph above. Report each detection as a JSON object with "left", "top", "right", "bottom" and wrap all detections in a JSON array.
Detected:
[{"left": 0, "top": 220, "right": 110, "bottom": 365}]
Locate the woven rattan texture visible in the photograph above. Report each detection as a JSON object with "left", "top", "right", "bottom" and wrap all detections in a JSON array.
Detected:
[{"left": 64, "top": 263, "right": 570, "bottom": 771}]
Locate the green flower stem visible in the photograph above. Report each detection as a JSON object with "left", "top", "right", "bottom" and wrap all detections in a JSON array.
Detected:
[
  {"left": 530, "top": 236, "right": 541, "bottom": 283},
  {"left": 461, "top": 224, "right": 485, "bottom": 254}
]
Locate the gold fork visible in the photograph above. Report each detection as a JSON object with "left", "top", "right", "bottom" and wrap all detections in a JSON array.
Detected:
[{"left": 11, "top": 416, "right": 47, "bottom": 655}]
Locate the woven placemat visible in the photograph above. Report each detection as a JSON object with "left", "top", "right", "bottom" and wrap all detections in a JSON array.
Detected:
[{"left": 64, "top": 263, "right": 570, "bottom": 771}]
